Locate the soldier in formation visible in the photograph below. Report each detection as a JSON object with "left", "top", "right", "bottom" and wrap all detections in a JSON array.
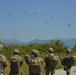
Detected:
[
  {"left": 0, "top": 44, "right": 8, "bottom": 75},
  {"left": 24, "top": 49, "right": 43, "bottom": 75},
  {"left": 44, "top": 47, "right": 59, "bottom": 75},
  {"left": 0, "top": 44, "right": 76, "bottom": 75},
  {"left": 9, "top": 49, "right": 23, "bottom": 75},
  {"left": 60, "top": 48, "right": 76, "bottom": 75}
]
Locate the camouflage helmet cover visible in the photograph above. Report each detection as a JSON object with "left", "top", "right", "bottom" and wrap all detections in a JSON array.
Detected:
[
  {"left": 48, "top": 47, "right": 53, "bottom": 53},
  {"left": 66, "top": 48, "right": 71, "bottom": 53},
  {"left": 14, "top": 49, "right": 19, "bottom": 53},
  {"left": 0, "top": 44, "right": 3, "bottom": 51},
  {"left": 48, "top": 53, "right": 54, "bottom": 58},
  {"left": 32, "top": 49, "right": 39, "bottom": 56}
]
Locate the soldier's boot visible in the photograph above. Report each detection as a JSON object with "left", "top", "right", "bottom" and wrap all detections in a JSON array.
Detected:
[
  {"left": 9, "top": 71, "right": 13, "bottom": 75},
  {"left": 66, "top": 72, "right": 70, "bottom": 75},
  {"left": 45, "top": 70, "right": 50, "bottom": 75},
  {"left": 51, "top": 70, "right": 55, "bottom": 75}
]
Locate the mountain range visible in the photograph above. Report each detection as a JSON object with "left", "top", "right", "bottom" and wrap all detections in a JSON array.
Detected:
[{"left": 0, "top": 38, "right": 76, "bottom": 48}]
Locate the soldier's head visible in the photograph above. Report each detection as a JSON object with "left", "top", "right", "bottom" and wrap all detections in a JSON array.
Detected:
[
  {"left": 66, "top": 48, "right": 71, "bottom": 54},
  {"left": 13, "top": 49, "right": 19, "bottom": 54},
  {"left": 31, "top": 49, "right": 39, "bottom": 57},
  {"left": 48, "top": 47, "right": 53, "bottom": 53},
  {"left": 0, "top": 44, "right": 3, "bottom": 52}
]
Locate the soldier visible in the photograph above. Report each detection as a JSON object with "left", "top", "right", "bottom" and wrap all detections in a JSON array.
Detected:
[
  {"left": 44, "top": 47, "right": 59, "bottom": 75},
  {"left": 9, "top": 49, "right": 23, "bottom": 75},
  {"left": 0, "top": 44, "right": 8, "bottom": 75},
  {"left": 24, "top": 49, "right": 43, "bottom": 75},
  {"left": 60, "top": 48, "right": 76, "bottom": 75}
]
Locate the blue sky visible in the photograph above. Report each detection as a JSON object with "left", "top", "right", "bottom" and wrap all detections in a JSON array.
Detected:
[{"left": 0, "top": 0, "right": 76, "bottom": 42}]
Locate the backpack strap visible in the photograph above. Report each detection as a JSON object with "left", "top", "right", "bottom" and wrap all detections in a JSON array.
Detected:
[
  {"left": 29, "top": 57, "right": 42, "bottom": 66},
  {"left": 10, "top": 55, "right": 22, "bottom": 70}
]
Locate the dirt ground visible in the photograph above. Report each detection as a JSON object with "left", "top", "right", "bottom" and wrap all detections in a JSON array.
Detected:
[{"left": 55, "top": 66, "right": 76, "bottom": 75}]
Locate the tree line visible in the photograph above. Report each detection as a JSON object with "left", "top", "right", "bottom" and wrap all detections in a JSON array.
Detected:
[{"left": 0, "top": 39, "right": 76, "bottom": 59}]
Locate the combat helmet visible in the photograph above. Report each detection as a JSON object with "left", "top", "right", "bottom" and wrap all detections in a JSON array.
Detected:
[
  {"left": 14, "top": 49, "right": 19, "bottom": 54},
  {"left": 48, "top": 47, "right": 53, "bottom": 53},
  {"left": 0, "top": 44, "right": 3, "bottom": 52},
  {"left": 32, "top": 49, "right": 39, "bottom": 57},
  {"left": 66, "top": 48, "right": 71, "bottom": 53}
]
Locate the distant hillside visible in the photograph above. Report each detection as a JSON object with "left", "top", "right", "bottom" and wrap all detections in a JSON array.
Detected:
[
  {"left": 27, "top": 39, "right": 51, "bottom": 45},
  {"left": 0, "top": 38, "right": 26, "bottom": 45},
  {"left": 64, "top": 38, "right": 76, "bottom": 48},
  {"left": 0, "top": 38, "right": 76, "bottom": 48}
]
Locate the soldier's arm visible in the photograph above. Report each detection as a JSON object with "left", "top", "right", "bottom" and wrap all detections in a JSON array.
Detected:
[
  {"left": 44, "top": 56, "right": 49, "bottom": 63},
  {"left": 2, "top": 55, "right": 8, "bottom": 67},
  {"left": 19, "top": 56, "right": 23, "bottom": 66},
  {"left": 40, "top": 58, "right": 43, "bottom": 65},
  {"left": 73, "top": 56, "right": 76, "bottom": 61}
]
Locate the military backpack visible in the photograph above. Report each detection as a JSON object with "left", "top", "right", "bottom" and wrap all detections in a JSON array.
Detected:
[
  {"left": 61, "top": 55, "right": 75, "bottom": 67},
  {"left": 29, "top": 55, "right": 42, "bottom": 73},
  {"left": 10, "top": 55, "right": 21, "bottom": 71}
]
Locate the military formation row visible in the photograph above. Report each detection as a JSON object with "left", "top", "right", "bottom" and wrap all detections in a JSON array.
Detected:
[{"left": 0, "top": 44, "right": 76, "bottom": 75}]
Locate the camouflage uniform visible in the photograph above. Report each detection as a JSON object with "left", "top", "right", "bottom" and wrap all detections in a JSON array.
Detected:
[
  {"left": 44, "top": 48, "right": 59, "bottom": 75},
  {"left": 9, "top": 49, "right": 23, "bottom": 75},
  {"left": 25, "top": 49, "right": 43, "bottom": 75},
  {"left": 0, "top": 44, "right": 8, "bottom": 75},
  {"left": 60, "top": 48, "right": 76, "bottom": 75}
]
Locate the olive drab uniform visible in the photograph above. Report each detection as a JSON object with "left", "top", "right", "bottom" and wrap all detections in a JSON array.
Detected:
[
  {"left": 0, "top": 54, "right": 8, "bottom": 75},
  {"left": 9, "top": 49, "right": 23, "bottom": 75},
  {"left": 44, "top": 48, "right": 59, "bottom": 75},
  {"left": 25, "top": 50, "right": 43, "bottom": 75},
  {"left": 60, "top": 48, "right": 76, "bottom": 75},
  {"left": 0, "top": 44, "right": 8, "bottom": 75},
  {"left": 44, "top": 53, "right": 59, "bottom": 75}
]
